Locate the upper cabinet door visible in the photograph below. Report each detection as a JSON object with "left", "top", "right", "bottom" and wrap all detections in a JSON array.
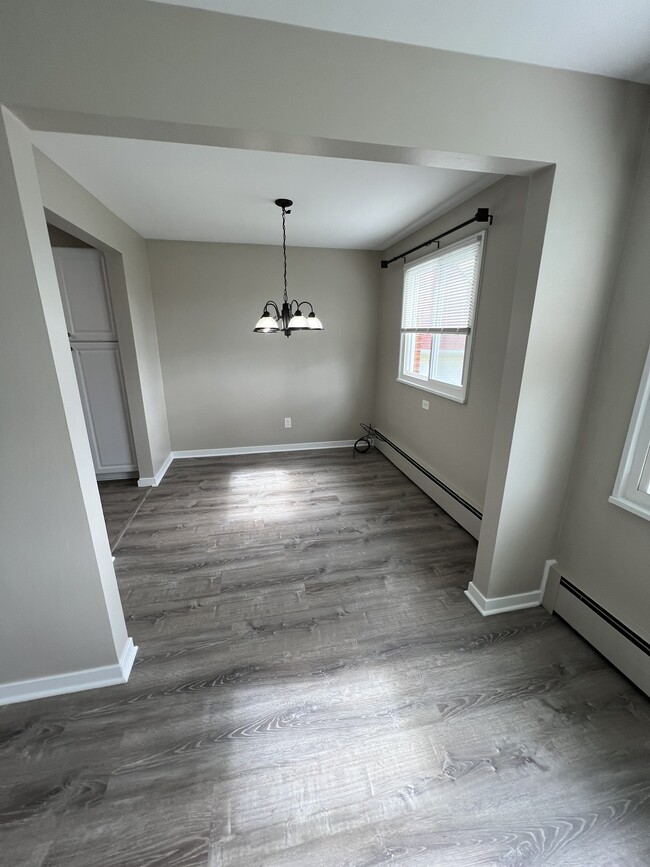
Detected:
[{"left": 53, "top": 247, "right": 117, "bottom": 341}]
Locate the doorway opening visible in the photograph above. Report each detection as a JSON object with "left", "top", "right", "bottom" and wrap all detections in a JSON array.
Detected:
[{"left": 47, "top": 223, "right": 143, "bottom": 550}]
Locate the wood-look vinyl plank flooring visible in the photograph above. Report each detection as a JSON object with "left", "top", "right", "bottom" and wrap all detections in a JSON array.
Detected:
[
  {"left": 1, "top": 449, "right": 649, "bottom": 866},
  {"left": 98, "top": 479, "right": 149, "bottom": 551}
]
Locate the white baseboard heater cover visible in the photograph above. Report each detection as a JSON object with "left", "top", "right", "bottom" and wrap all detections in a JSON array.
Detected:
[
  {"left": 372, "top": 429, "right": 482, "bottom": 539},
  {"left": 555, "top": 577, "right": 649, "bottom": 698}
]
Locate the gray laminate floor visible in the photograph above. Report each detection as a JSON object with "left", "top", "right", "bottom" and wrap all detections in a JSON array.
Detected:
[
  {"left": 1, "top": 450, "right": 649, "bottom": 866},
  {"left": 98, "top": 479, "right": 150, "bottom": 551}
]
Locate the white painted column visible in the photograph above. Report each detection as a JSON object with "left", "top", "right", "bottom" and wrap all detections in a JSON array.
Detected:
[{"left": 0, "top": 107, "right": 134, "bottom": 704}]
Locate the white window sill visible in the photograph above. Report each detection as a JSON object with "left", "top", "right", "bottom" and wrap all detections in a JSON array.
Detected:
[
  {"left": 608, "top": 495, "right": 650, "bottom": 523},
  {"left": 396, "top": 376, "right": 467, "bottom": 404}
]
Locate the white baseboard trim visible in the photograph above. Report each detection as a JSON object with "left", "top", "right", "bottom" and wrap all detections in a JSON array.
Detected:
[
  {"left": 375, "top": 440, "right": 481, "bottom": 539},
  {"left": 138, "top": 442, "right": 356, "bottom": 484},
  {"left": 539, "top": 558, "right": 557, "bottom": 599},
  {"left": 172, "top": 440, "right": 355, "bottom": 459},
  {"left": 119, "top": 636, "right": 138, "bottom": 681},
  {"left": 138, "top": 452, "right": 173, "bottom": 487},
  {"left": 464, "top": 581, "right": 541, "bottom": 616},
  {"left": 0, "top": 637, "right": 138, "bottom": 707}
]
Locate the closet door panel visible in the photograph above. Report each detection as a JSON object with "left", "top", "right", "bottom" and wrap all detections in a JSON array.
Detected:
[
  {"left": 72, "top": 343, "right": 137, "bottom": 474},
  {"left": 54, "top": 248, "right": 117, "bottom": 341}
]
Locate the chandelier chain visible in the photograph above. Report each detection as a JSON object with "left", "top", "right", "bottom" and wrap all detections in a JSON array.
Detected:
[{"left": 282, "top": 206, "right": 288, "bottom": 303}]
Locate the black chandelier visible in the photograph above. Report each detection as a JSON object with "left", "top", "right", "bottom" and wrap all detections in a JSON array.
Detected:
[{"left": 253, "top": 199, "right": 323, "bottom": 337}]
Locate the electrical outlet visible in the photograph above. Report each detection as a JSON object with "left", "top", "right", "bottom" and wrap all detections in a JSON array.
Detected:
[
  {"left": 284, "top": 417, "right": 292, "bottom": 428},
  {"left": 422, "top": 399, "right": 430, "bottom": 410}
]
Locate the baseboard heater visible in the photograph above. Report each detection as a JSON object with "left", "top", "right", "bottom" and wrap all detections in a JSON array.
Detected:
[
  {"left": 555, "top": 576, "right": 649, "bottom": 696},
  {"left": 558, "top": 578, "right": 650, "bottom": 656},
  {"left": 358, "top": 426, "right": 482, "bottom": 538},
  {"left": 371, "top": 428, "right": 482, "bottom": 520}
]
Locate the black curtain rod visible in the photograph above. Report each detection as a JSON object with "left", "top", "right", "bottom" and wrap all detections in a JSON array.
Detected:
[{"left": 380, "top": 207, "right": 493, "bottom": 269}]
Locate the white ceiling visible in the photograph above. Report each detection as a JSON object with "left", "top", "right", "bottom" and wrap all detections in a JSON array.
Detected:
[
  {"left": 33, "top": 133, "right": 500, "bottom": 249},
  {"left": 151, "top": 0, "right": 650, "bottom": 84}
]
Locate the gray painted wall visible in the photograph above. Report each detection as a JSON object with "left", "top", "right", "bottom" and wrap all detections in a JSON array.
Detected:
[
  {"left": 147, "top": 241, "right": 378, "bottom": 450},
  {"left": 0, "top": 109, "right": 128, "bottom": 685},
  {"left": 375, "top": 175, "right": 529, "bottom": 511},
  {"left": 555, "top": 127, "right": 650, "bottom": 637}
]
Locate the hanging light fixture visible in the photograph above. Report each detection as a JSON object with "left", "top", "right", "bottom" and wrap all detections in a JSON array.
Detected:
[{"left": 253, "top": 198, "right": 324, "bottom": 337}]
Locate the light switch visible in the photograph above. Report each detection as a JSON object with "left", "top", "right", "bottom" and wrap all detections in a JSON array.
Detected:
[{"left": 422, "top": 399, "right": 430, "bottom": 410}]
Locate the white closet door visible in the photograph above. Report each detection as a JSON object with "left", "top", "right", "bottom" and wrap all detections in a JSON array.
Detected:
[
  {"left": 72, "top": 343, "right": 137, "bottom": 475},
  {"left": 54, "top": 248, "right": 117, "bottom": 341}
]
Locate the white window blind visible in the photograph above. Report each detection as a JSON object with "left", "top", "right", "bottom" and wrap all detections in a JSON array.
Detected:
[
  {"left": 397, "top": 231, "right": 486, "bottom": 402},
  {"left": 401, "top": 234, "right": 484, "bottom": 334}
]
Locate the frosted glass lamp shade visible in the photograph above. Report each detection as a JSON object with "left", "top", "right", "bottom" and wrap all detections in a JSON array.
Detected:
[
  {"left": 307, "top": 312, "right": 323, "bottom": 330},
  {"left": 288, "top": 311, "right": 309, "bottom": 330},
  {"left": 253, "top": 312, "right": 279, "bottom": 332}
]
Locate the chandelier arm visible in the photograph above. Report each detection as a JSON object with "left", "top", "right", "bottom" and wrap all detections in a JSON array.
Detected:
[
  {"left": 295, "top": 301, "right": 314, "bottom": 313},
  {"left": 265, "top": 300, "right": 281, "bottom": 317}
]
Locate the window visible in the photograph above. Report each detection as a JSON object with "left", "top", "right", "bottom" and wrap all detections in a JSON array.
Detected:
[
  {"left": 610, "top": 345, "right": 650, "bottom": 521},
  {"left": 398, "top": 231, "right": 486, "bottom": 402}
]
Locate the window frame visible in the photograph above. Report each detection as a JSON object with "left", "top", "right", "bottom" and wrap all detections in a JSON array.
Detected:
[
  {"left": 397, "top": 231, "right": 486, "bottom": 404},
  {"left": 610, "top": 345, "right": 650, "bottom": 522}
]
